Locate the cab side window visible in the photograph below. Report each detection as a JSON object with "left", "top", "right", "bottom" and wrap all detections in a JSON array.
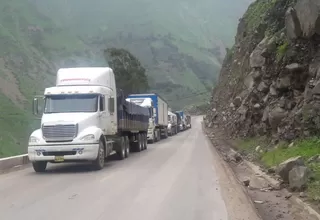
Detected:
[{"left": 99, "top": 95, "right": 105, "bottom": 111}]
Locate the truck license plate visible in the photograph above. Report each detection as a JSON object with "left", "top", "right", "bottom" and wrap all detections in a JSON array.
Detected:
[{"left": 54, "top": 156, "right": 64, "bottom": 162}]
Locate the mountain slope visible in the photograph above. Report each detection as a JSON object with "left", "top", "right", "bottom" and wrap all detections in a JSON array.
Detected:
[
  {"left": 0, "top": 0, "right": 251, "bottom": 157},
  {"left": 0, "top": 0, "right": 95, "bottom": 156},
  {"left": 30, "top": 0, "right": 252, "bottom": 109}
]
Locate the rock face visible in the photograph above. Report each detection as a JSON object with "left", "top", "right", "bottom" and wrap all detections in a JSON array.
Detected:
[{"left": 206, "top": 0, "right": 320, "bottom": 140}]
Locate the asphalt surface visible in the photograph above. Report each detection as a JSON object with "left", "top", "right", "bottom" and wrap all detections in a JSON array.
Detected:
[{"left": 0, "top": 116, "right": 260, "bottom": 220}]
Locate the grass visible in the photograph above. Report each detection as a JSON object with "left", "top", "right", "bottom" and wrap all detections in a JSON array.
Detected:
[{"left": 236, "top": 137, "right": 320, "bottom": 202}]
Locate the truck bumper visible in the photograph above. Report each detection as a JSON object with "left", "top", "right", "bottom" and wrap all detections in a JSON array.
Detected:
[{"left": 28, "top": 143, "right": 99, "bottom": 162}]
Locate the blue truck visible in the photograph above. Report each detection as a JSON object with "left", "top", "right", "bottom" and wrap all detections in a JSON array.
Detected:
[{"left": 127, "top": 93, "right": 168, "bottom": 143}]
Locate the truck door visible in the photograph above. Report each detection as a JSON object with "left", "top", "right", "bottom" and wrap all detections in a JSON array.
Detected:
[{"left": 99, "top": 95, "right": 108, "bottom": 134}]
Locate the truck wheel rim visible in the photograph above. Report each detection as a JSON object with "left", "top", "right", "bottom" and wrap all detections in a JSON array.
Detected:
[{"left": 99, "top": 148, "right": 104, "bottom": 166}]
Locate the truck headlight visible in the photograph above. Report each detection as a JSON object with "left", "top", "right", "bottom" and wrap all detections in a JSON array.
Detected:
[
  {"left": 80, "top": 134, "right": 95, "bottom": 141},
  {"left": 29, "top": 136, "right": 40, "bottom": 144}
]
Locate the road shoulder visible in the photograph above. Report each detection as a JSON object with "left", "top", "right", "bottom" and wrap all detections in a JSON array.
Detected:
[
  {"left": 202, "top": 122, "right": 261, "bottom": 220},
  {"left": 203, "top": 123, "right": 320, "bottom": 220}
]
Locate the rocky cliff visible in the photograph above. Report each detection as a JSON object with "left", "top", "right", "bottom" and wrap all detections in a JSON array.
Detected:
[{"left": 206, "top": 0, "right": 320, "bottom": 142}]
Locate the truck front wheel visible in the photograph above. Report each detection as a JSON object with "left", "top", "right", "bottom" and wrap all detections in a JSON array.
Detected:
[
  {"left": 92, "top": 140, "right": 105, "bottom": 170},
  {"left": 32, "top": 161, "right": 47, "bottom": 172}
]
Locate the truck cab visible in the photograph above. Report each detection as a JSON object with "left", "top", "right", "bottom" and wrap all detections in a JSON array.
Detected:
[{"left": 29, "top": 68, "right": 118, "bottom": 172}]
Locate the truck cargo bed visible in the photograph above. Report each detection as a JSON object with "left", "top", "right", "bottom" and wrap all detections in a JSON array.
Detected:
[{"left": 117, "top": 90, "right": 149, "bottom": 131}]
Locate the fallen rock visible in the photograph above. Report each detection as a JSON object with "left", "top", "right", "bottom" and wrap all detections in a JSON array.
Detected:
[
  {"left": 255, "top": 146, "right": 261, "bottom": 152},
  {"left": 249, "top": 37, "right": 270, "bottom": 68},
  {"left": 295, "top": 0, "right": 320, "bottom": 38},
  {"left": 234, "top": 96, "right": 242, "bottom": 107},
  {"left": 257, "top": 81, "right": 269, "bottom": 93},
  {"left": 268, "top": 107, "right": 288, "bottom": 131},
  {"left": 267, "top": 167, "right": 276, "bottom": 174},
  {"left": 228, "top": 150, "right": 243, "bottom": 163},
  {"left": 299, "top": 192, "right": 307, "bottom": 198},
  {"left": 254, "top": 200, "right": 264, "bottom": 204},
  {"left": 243, "top": 179, "right": 250, "bottom": 187},
  {"left": 276, "top": 156, "right": 304, "bottom": 183},
  {"left": 285, "top": 193, "right": 293, "bottom": 199},
  {"left": 276, "top": 76, "right": 291, "bottom": 90},
  {"left": 285, "top": 63, "right": 304, "bottom": 73},
  {"left": 289, "top": 165, "right": 310, "bottom": 190}
]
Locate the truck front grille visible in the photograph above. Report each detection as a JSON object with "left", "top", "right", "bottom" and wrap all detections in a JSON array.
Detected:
[{"left": 42, "top": 124, "right": 77, "bottom": 142}]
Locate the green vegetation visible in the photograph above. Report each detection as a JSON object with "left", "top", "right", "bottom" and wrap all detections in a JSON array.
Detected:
[
  {"left": 236, "top": 137, "right": 320, "bottom": 202},
  {"left": 276, "top": 41, "right": 289, "bottom": 61},
  {"left": 0, "top": 0, "right": 252, "bottom": 157},
  {"left": 104, "top": 48, "right": 149, "bottom": 95}
]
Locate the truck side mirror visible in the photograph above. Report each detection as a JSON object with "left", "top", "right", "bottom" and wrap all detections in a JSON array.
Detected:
[{"left": 32, "top": 98, "right": 39, "bottom": 115}]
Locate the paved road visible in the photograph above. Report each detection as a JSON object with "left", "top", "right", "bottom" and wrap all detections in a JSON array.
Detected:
[{"left": 0, "top": 116, "right": 260, "bottom": 220}]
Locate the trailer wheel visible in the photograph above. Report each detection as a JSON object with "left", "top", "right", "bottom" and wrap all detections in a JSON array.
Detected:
[
  {"left": 117, "top": 136, "right": 126, "bottom": 160},
  {"left": 137, "top": 134, "right": 143, "bottom": 152},
  {"left": 124, "top": 136, "right": 130, "bottom": 158},
  {"left": 32, "top": 161, "right": 47, "bottom": 173},
  {"left": 92, "top": 140, "right": 105, "bottom": 170},
  {"left": 144, "top": 133, "right": 148, "bottom": 150}
]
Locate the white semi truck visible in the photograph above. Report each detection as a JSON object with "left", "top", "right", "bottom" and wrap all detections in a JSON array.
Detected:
[
  {"left": 127, "top": 93, "right": 168, "bottom": 143},
  {"left": 28, "top": 67, "right": 149, "bottom": 172}
]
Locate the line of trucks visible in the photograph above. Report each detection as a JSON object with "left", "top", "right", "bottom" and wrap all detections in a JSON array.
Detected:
[{"left": 28, "top": 67, "right": 192, "bottom": 172}]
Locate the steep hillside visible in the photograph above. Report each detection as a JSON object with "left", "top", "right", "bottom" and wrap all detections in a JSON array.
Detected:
[
  {"left": 0, "top": 0, "right": 251, "bottom": 157},
  {"left": 29, "top": 0, "right": 252, "bottom": 109},
  {"left": 0, "top": 0, "right": 97, "bottom": 157},
  {"left": 207, "top": 0, "right": 320, "bottom": 141}
]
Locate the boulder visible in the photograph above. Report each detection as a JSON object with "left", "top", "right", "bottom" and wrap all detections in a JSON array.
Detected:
[
  {"left": 269, "top": 84, "right": 278, "bottom": 96},
  {"left": 268, "top": 107, "right": 288, "bottom": 130},
  {"left": 276, "top": 76, "right": 291, "bottom": 90},
  {"left": 234, "top": 96, "right": 242, "bottom": 107},
  {"left": 276, "top": 156, "right": 304, "bottom": 182},
  {"left": 295, "top": 0, "right": 320, "bottom": 38},
  {"left": 285, "top": 7, "right": 302, "bottom": 40},
  {"left": 285, "top": 63, "right": 304, "bottom": 73},
  {"left": 249, "top": 37, "right": 270, "bottom": 68},
  {"left": 288, "top": 165, "right": 310, "bottom": 190},
  {"left": 257, "top": 81, "right": 269, "bottom": 93}
]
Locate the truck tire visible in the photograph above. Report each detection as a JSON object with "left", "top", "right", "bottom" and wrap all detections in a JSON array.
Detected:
[
  {"left": 117, "top": 136, "right": 126, "bottom": 160},
  {"left": 144, "top": 133, "right": 148, "bottom": 150},
  {"left": 32, "top": 161, "right": 47, "bottom": 173},
  {"left": 92, "top": 139, "right": 105, "bottom": 170},
  {"left": 124, "top": 136, "right": 130, "bottom": 158},
  {"left": 137, "top": 134, "right": 143, "bottom": 152}
]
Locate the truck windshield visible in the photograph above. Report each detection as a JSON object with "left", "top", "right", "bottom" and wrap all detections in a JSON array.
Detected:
[{"left": 44, "top": 94, "right": 98, "bottom": 113}]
